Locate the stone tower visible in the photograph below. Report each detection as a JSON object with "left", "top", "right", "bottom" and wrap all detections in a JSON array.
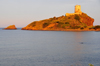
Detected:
[
  {"left": 75, "top": 5, "right": 82, "bottom": 14},
  {"left": 65, "top": 5, "right": 82, "bottom": 16}
]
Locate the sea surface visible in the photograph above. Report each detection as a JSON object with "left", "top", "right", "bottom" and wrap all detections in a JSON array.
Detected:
[{"left": 0, "top": 28, "right": 100, "bottom": 66}]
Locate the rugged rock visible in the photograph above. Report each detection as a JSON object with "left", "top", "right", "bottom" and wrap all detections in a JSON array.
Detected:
[{"left": 4, "top": 25, "right": 17, "bottom": 30}]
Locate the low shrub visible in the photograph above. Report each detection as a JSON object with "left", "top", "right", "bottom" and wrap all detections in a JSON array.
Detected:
[
  {"left": 68, "top": 17, "right": 70, "bottom": 19},
  {"left": 70, "top": 26, "right": 81, "bottom": 29},
  {"left": 43, "top": 23, "right": 49, "bottom": 28},
  {"left": 65, "top": 22, "right": 69, "bottom": 24},
  {"left": 94, "top": 25, "right": 100, "bottom": 29},
  {"left": 74, "top": 15, "right": 80, "bottom": 21},
  {"left": 57, "top": 22, "right": 64, "bottom": 28},
  {"left": 29, "top": 22, "right": 36, "bottom": 27},
  {"left": 89, "top": 63, "right": 94, "bottom": 66},
  {"left": 62, "top": 25, "right": 66, "bottom": 29},
  {"left": 80, "top": 27, "right": 84, "bottom": 29},
  {"left": 62, "top": 24, "right": 70, "bottom": 29},
  {"left": 56, "top": 21, "right": 59, "bottom": 23},
  {"left": 84, "top": 25, "right": 87, "bottom": 28}
]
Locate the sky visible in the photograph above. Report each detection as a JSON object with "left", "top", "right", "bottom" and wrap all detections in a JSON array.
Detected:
[{"left": 0, "top": 0, "right": 100, "bottom": 27}]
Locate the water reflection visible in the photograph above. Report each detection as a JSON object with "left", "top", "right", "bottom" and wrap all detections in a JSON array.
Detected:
[{"left": 72, "top": 32, "right": 84, "bottom": 66}]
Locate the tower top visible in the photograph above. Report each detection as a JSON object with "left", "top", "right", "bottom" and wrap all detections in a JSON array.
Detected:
[
  {"left": 75, "top": 5, "right": 82, "bottom": 14},
  {"left": 65, "top": 5, "right": 82, "bottom": 16}
]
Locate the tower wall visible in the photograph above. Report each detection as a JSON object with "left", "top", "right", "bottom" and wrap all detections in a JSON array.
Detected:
[
  {"left": 75, "top": 5, "right": 82, "bottom": 14},
  {"left": 65, "top": 5, "right": 82, "bottom": 16}
]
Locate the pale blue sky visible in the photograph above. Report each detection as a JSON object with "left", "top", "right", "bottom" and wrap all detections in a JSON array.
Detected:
[{"left": 0, "top": 0, "right": 100, "bottom": 27}]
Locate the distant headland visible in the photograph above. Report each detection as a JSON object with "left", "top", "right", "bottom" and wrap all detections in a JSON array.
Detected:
[
  {"left": 4, "top": 5, "right": 100, "bottom": 31},
  {"left": 21, "top": 5, "right": 97, "bottom": 31}
]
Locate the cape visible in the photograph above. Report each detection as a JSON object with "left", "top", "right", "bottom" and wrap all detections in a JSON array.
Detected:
[{"left": 22, "top": 13, "right": 94, "bottom": 31}]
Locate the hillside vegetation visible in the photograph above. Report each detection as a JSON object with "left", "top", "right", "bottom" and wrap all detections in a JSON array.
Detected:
[{"left": 22, "top": 13, "right": 94, "bottom": 31}]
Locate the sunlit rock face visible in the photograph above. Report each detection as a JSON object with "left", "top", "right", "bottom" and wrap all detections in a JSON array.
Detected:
[
  {"left": 80, "top": 13, "right": 94, "bottom": 26},
  {"left": 4, "top": 25, "right": 17, "bottom": 30}
]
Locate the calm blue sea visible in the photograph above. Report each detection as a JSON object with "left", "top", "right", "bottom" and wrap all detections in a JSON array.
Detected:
[{"left": 0, "top": 28, "right": 100, "bottom": 66}]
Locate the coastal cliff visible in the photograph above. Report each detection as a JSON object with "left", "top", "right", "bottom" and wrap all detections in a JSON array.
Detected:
[{"left": 22, "top": 12, "right": 94, "bottom": 31}]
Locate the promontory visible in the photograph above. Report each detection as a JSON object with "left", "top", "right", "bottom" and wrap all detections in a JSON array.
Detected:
[{"left": 22, "top": 5, "right": 95, "bottom": 31}]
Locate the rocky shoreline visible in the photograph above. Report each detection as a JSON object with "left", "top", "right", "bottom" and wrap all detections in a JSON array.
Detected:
[{"left": 21, "top": 28, "right": 100, "bottom": 32}]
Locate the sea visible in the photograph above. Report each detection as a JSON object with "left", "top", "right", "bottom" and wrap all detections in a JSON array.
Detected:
[{"left": 0, "top": 28, "right": 100, "bottom": 66}]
